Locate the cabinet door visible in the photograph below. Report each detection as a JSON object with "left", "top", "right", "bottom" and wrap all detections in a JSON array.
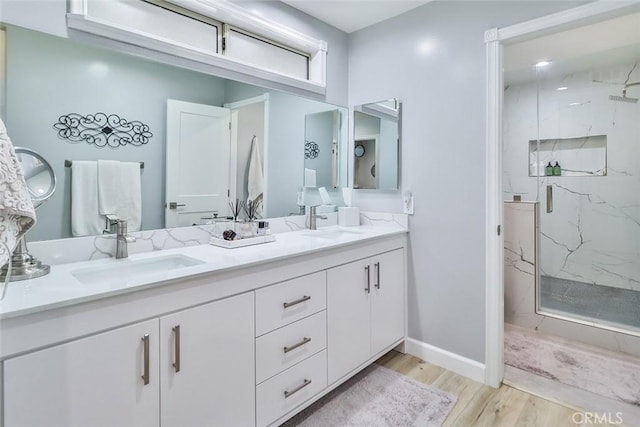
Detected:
[
  {"left": 327, "top": 258, "right": 371, "bottom": 385},
  {"left": 160, "top": 292, "right": 255, "bottom": 427},
  {"left": 371, "top": 249, "right": 405, "bottom": 355},
  {"left": 4, "top": 320, "right": 159, "bottom": 427}
]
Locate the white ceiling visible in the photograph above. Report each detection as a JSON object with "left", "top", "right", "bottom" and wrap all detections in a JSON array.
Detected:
[
  {"left": 281, "top": 0, "right": 431, "bottom": 33},
  {"left": 504, "top": 12, "right": 640, "bottom": 84}
]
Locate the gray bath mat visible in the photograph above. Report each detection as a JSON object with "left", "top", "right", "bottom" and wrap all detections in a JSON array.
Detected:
[
  {"left": 504, "top": 326, "right": 640, "bottom": 406},
  {"left": 282, "top": 364, "right": 457, "bottom": 426}
]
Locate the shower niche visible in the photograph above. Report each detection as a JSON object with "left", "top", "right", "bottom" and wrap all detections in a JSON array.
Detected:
[{"left": 528, "top": 134, "right": 607, "bottom": 177}]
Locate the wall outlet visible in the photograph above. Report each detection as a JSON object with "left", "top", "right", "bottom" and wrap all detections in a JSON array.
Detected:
[{"left": 403, "top": 192, "right": 414, "bottom": 215}]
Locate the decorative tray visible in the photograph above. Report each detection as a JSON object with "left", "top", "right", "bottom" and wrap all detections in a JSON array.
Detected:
[{"left": 209, "top": 234, "right": 276, "bottom": 249}]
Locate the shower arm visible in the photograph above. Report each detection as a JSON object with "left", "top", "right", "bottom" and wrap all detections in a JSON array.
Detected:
[{"left": 622, "top": 82, "right": 640, "bottom": 97}]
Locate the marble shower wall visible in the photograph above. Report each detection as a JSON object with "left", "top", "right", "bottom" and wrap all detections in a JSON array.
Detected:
[
  {"left": 504, "top": 62, "right": 640, "bottom": 292},
  {"left": 503, "top": 201, "right": 640, "bottom": 358}
]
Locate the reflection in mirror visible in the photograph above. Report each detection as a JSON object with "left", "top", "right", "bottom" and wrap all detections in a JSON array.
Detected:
[
  {"left": 304, "top": 109, "right": 343, "bottom": 189},
  {"left": 2, "top": 23, "right": 347, "bottom": 241},
  {"left": 353, "top": 98, "right": 400, "bottom": 190}
]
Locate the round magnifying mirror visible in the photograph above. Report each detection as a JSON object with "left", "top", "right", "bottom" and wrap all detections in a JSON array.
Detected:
[
  {"left": 354, "top": 144, "right": 365, "bottom": 158},
  {"left": 15, "top": 147, "right": 56, "bottom": 209},
  {"left": 0, "top": 147, "right": 56, "bottom": 282}
]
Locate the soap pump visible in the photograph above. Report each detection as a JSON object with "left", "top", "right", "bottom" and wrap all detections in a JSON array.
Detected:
[{"left": 553, "top": 161, "right": 561, "bottom": 176}]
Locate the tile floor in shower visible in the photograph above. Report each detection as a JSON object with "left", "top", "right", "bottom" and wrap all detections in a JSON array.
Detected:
[{"left": 540, "top": 275, "right": 640, "bottom": 330}]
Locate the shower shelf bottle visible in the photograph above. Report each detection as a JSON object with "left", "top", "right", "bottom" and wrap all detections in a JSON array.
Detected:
[
  {"left": 553, "top": 161, "right": 562, "bottom": 176},
  {"left": 545, "top": 162, "right": 553, "bottom": 176}
]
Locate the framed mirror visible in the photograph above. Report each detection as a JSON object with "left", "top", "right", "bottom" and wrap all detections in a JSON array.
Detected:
[{"left": 353, "top": 98, "right": 400, "bottom": 190}]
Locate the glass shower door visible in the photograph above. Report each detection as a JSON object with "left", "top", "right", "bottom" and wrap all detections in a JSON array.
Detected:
[{"left": 535, "top": 54, "right": 640, "bottom": 333}]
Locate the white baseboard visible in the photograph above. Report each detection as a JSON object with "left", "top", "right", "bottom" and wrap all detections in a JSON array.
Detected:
[{"left": 405, "top": 338, "right": 486, "bottom": 384}]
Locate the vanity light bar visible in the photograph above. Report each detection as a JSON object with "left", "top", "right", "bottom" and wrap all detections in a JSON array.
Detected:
[{"left": 64, "top": 160, "right": 144, "bottom": 169}]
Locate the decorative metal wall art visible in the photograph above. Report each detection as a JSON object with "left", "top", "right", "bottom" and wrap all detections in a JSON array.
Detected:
[
  {"left": 304, "top": 140, "right": 319, "bottom": 159},
  {"left": 53, "top": 113, "right": 153, "bottom": 148}
]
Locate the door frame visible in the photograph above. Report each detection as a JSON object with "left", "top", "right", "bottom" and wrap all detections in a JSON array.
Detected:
[
  {"left": 224, "top": 93, "right": 270, "bottom": 215},
  {"left": 483, "top": 0, "right": 640, "bottom": 387}
]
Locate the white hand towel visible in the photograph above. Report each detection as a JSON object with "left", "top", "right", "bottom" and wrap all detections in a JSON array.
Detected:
[
  {"left": 116, "top": 161, "right": 142, "bottom": 231},
  {"left": 71, "top": 161, "right": 103, "bottom": 236},
  {"left": 0, "top": 118, "right": 36, "bottom": 268},
  {"left": 97, "top": 160, "right": 121, "bottom": 216},
  {"left": 247, "top": 137, "right": 264, "bottom": 213}
]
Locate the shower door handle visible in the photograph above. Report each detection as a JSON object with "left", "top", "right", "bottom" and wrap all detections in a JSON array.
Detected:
[{"left": 546, "top": 185, "right": 553, "bottom": 213}]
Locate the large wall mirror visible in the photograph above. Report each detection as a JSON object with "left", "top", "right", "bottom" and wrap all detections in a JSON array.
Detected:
[
  {"left": 1, "top": 23, "right": 348, "bottom": 241},
  {"left": 353, "top": 98, "right": 400, "bottom": 190}
]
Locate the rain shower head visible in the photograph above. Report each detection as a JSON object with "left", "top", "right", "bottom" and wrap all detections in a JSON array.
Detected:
[
  {"left": 609, "top": 94, "right": 639, "bottom": 103},
  {"left": 610, "top": 82, "right": 639, "bottom": 104}
]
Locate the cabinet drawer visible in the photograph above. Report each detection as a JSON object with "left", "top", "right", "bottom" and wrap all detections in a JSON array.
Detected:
[
  {"left": 256, "top": 349, "right": 327, "bottom": 427},
  {"left": 255, "top": 271, "right": 326, "bottom": 336},
  {"left": 256, "top": 311, "right": 327, "bottom": 384}
]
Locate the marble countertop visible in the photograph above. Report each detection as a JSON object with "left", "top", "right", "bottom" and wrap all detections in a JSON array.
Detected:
[{"left": 0, "top": 225, "right": 406, "bottom": 320}]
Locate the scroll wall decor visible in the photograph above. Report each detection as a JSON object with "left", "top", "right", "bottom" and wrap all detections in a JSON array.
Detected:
[
  {"left": 53, "top": 113, "right": 153, "bottom": 148},
  {"left": 304, "top": 140, "right": 319, "bottom": 159}
]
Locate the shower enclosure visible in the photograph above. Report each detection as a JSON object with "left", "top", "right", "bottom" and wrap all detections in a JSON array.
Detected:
[{"left": 503, "top": 24, "right": 640, "bottom": 335}]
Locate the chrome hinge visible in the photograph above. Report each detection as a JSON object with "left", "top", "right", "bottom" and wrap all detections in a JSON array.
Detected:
[
  {"left": 497, "top": 225, "right": 501, "bottom": 236},
  {"left": 222, "top": 37, "right": 226, "bottom": 52}
]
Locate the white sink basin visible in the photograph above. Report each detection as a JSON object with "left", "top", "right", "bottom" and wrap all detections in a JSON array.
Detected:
[
  {"left": 302, "top": 228, "right": 366, "bottom": 240},
  {"left": 72, "top": 254, "right": 205, "bottom": 285}
]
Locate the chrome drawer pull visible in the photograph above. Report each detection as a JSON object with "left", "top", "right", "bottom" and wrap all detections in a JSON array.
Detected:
[
  {"left": 141, "top": 334, "right": 150, "bottom": 385},
  {"left": 283, "top": 295, "right": 311, "bottom": 309},
  {"left": 284, "top": 337, "right": 311, "bottom": 354},
  {"left": 374, "top": 262, "right": 380, "bottom": 289},
  {"left": 172, "top": 325, "right": 181, "bottom": 373},
  {"left": 284, "top": 379, "right": 312, "bottom": 398}
]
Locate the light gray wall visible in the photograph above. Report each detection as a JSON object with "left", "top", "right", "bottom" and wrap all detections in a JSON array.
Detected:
[
  {"left": 5, "top": 25, "right": 225, "bottom": 241},
  {"left": 348, "top": 1, "right": 585, "bottom": 363}
]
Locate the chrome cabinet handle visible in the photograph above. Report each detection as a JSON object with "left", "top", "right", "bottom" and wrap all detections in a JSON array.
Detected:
[
  {"left": 284, "top": 379, "right": 312, "bottom": 398},
  {"left": 365, "top": 265, "right": 370, "bottom": 293},
  {"left": 173, "top": 325, "right": 181, "bottom": 373},
  {"left": 284, "top": 337, "right": 311, "bottom": 354},
  {"left": 283, "top": 295, "right": 311, "bottom": 309},
  {"left": 141, "top": 334, "right": 150, "bottom": 385},
  {"left": 374, "top": 262, "right": 380, "bottom": 289}
]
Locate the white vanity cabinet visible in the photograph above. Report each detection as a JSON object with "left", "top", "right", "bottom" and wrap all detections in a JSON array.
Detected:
[
  {"left": 159, "top": 292, "right": 255, "bottom": 427},
  {"left": 327, "top": 249, "right": 405, "bottom": 384},
  {"left": 1, "top": 230, "right": 407, "bottom": 427},
  {"left": 4, "top": 319, "right": 160, "bottom": 427},
  {"left": 3, "top": 293, "right": 255, "bottom": 427}
]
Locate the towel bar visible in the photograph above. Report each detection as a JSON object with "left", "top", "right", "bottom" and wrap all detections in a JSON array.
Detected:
[{"left": 64, "top": 160, "right": 144, "bottom": 169}]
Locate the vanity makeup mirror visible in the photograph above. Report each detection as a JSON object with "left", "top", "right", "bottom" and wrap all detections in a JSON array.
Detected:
[
  {"left": 0, "top": 147, "right": 56, "bottom": 281},
  {"left": 353, "top": 98, "right": 400, "bottom": 190},
  {"left": 2, "top": 23, "right": 347, "bottom": 241}
]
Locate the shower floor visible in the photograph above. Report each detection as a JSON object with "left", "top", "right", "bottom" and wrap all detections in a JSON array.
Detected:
[{"left": 540, "top": 275, "right": 640, "bottom": 330}]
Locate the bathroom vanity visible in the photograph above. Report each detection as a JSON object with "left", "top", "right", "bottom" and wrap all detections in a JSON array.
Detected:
[{"left": 0, "top": 225, "right": 407, "bottom": 427}]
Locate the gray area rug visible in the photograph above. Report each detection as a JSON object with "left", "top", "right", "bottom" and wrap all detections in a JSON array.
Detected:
[
  {"left": 504, "top": 325, "right": 640, "bottom": 406},
  {"left": 282, "top": 364, "right": 457, "bottom": 427}
]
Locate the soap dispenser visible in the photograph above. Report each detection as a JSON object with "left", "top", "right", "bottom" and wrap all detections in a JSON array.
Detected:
[
  {"left": 545, "top": 162, "right": 553, "bottom": 176},
  {"left": 553, "top": 161, "right": 562, "bottom": 176}
]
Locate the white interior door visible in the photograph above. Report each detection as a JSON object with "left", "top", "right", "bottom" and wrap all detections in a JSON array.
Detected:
[{"left": 166, "top": 100, "right": 231, "bottom": 227}]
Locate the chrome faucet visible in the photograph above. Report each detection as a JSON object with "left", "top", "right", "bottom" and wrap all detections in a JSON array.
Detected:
[
  {"left": 116, "top": 220, "right": 136, "bottom": 259},
  {"left": 308, "top": 206, "right": 327, "bottom": 230}
]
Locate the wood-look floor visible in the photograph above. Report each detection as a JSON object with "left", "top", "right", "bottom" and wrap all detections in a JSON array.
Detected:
[{"left": 375, "top": 351, "right": 620, "bottom": 427}]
